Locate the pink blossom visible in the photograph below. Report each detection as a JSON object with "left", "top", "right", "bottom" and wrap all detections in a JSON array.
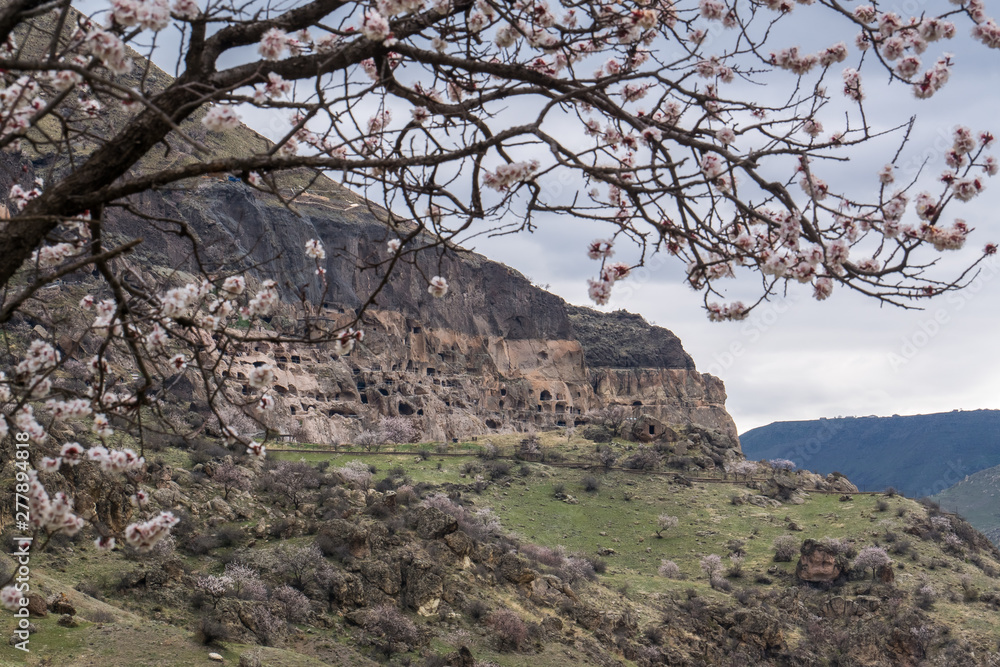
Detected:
[
  {"left": 428, "top": 276, "right": 449, "bottom": 298},
  {"left": 587, "top": 239, "right": 614, "bottom": 260},
  {"left": 172, "top": 0, "right": 199, "bottom": 19},
  {"left": 482, "top": 160, "right": 540, "bottom": 191},
  {"left": 587, "top": 278, "right": 612, "bottom": 305},
  {"left": 248, "top": 365, "right": 276, "bottom": 389},
  {"left": 361, "top": 9, "right": 391, "bottom": 41},
  {"left": 124, "top": 511, "right": 179, "bottom": 552},
  {"left": 305, "top": 239, "right": 326, "bottom": 260},
  {"left": 258, "top": 28, "right": 289, "bottom": 60},
  {"left": 0, "top": 586, "right": 24, "bottom": 611}
]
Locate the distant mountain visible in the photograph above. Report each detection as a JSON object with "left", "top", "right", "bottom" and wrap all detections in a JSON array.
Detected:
[
  {"left": 740, "top": 410, "right": 1000, "bottom": 498},
  {"left": 932, "top": 464, "right": 1000, "bottom": 545}
]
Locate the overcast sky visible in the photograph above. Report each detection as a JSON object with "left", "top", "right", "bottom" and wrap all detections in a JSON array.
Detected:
[
  {"left": 99, "top": 0, "right": 1000, "bottom": 435},
  {"left": 464, "top": 17, "right": 1000, "bottom": 435}
]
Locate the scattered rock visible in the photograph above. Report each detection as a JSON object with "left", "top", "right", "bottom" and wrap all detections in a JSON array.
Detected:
[
  {"left": 57, "top": 614, "right": 79, "bottom": 628},
  {"left": 208, "top": 497, "right": 236, "bottom": 521},
  {"left": 839, "top": 494, "right": 853, "bottom": 502},
  {"left": 48, "top": 593, "right": 76, "bottom": 616},
  {"left": 208, "top": 652, "right": 224, "bottom": 662},
  {"left": 26, "top": 593, "right": 47, "bottom": 617}
]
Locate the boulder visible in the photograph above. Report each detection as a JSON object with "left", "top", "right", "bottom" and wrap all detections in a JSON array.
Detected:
[
  {"left": 359, "top": 560, "right": 400, "bottom": 596},
  {"left": 413, "top": 506, "right": 458, "bottom": 540},
  {"left": 208, "top": 653, "right": 224, "bottom": 662},
  {"left": 208, "top": 498, "right": 236, "bottom": 521},
  {"left": 57, "top": 614, "right": 79, "bottom": 628},
  {"left": 402, "top": 559, "right": 444, "bottom": 612},
  {"left": 498, "top": 553, "right": 535, "bottom": 585},
  {"left": 795, "top": 539, "right": 844, "bottom": 584},
  {"left": 26, "top": 593, "right": 47, "bottom": 617},
  {"left": 444, "top": 530, "right": 474, "bottom": 557},
  {"left": 48, "top": 593, "right": 75, "bottom": 616}
]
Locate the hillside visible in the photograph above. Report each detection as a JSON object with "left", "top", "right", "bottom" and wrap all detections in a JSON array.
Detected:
[
  {"left": 739, "top": 410, "right": 1000, "bottom": 498},
  {"left": 7, "top": 431, "right": 1000, "bottom": 666},
  {"left": 932, "top": 465, "right": 1000, "bottom": 546}
]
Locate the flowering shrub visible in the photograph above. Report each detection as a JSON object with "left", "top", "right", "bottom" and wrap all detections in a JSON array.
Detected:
[
  {"left": 487, "top": 609, "right": 529, "bottom": 652},
  {"left": 658, "top": 560, "right": 682, "bottom": 579},
  {"left": 656, "top": 514, "right": 679, "bottom": 538},
  {"left": 853, "top": 546, "right": 892, "bottom": 579},
  {"left": 700, "top": 554, "right": 724, "bottom": 579}
]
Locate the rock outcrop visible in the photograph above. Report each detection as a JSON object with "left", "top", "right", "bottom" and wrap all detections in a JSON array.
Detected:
[
  {"left": 99, "top": 180, "right": 742, "bottom": 447},
  {"left": 795, "top": 539, "right": 844, "bottom": 584},
  {"left": 8, "top": 129, "right": 740, "bottom": 448}
]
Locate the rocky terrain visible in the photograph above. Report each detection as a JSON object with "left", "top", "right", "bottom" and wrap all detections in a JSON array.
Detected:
[{"left": 9, "top": 432, "right": 1000, "bottom": 667}]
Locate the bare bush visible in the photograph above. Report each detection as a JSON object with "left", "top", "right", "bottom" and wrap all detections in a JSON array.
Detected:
[
  {"left": 773, "top": 536, "right": 799, "bottom": 562},
  {"left": 488, "top": 609, "right": 529, "bottom": 652}
]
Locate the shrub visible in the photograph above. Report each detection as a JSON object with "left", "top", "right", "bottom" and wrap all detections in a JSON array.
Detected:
[
  {"left": 853, "top": 545, "right": 891, "bottom": 579},
  {"left": 195, "top": 615, "right": 229, "bottom": 645},
  {"left": 891, "top": 539, "right": 913, "bottom": 556},
  {"left": 655, "top": 514, "right": 679, "bottom": 538},
  {"left": 773, "top": 535, "right": 798, "bottom": 562},
  {"left": 552, "top": 482, "right": 566, "bottom": 497},
  {"left": 362, "top": 605, "right": 419, "bottom": 656},
  {"left": 581, "top": 424, "right": 614, "bottom": 442},
  {"left": 726, "top": 555, "right": 745, "bottom": 578},
  {"left": 560, "top": 556, "right": 597, "bottom": 583},
  {"left": 658, "top": 560, "right": 682, "bottom": 579},
  {"left": 467, "top": 599, "right": 489, "bottom": 622},
  {"left": 486, "top": 460, "right": 512, "bottom": 480},
  {"left": 961, "top": 575, "right": 979, "bottom": 602},
  {"left": 337, "top": 460, "right": 373, "bottom": 489},
  {"left": 622, "top": 446, "right": 659, "bottom": 470},
  {"left": 271, "top": 585, "right": 312, "bottom": 623},
  {"left": 876, "top": 498, "right": 890, "bottom": 512},
  {"left": 709, "top": 575, "right": 732, "bottom": 592},
  {"left": 700, "top": 554, "right": 723, "bottom": 578},
  {"left": 215, "top": 524, "right": 245, "bottom": 549},
  {"left": 488, "top": 609, "right": 529, "bottom": 652},
  {"left": 910, "top": 584, "right": 936, "bottom": 614},
  {"left": 581, "top": 475, "right": 600, "bottom": 493}
]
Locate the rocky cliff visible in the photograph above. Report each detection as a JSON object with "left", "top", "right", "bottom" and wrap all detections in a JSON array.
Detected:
[{"left": 109, "top": 178, "right": 739, "bottom": 447}]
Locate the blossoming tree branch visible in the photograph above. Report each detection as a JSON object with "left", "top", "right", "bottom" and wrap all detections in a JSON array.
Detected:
[{"left": 0, "top": 0, "right": 999, "bottom": 604}]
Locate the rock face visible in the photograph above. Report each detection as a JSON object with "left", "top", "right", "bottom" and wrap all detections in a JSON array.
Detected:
[
  {"left": 795, "top": 539, "right": 844, "bottom": 584},
  {"left": 81, "top": 167, "right": 739, "bottom": 447}
]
